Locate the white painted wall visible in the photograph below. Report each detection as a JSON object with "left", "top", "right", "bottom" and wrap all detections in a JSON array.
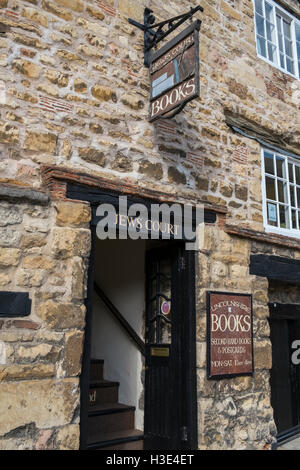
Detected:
[{"left": 91, "top": 239, "right": 145, "bottom": 430}]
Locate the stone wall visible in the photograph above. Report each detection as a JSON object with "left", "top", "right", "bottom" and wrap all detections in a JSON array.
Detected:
[
  {"left": 0, "top": 0, "right": 299, "bottom": 229},
  {"left": 196, "top": 221, "right": 276, "bottom": 450},
  {"left": 0, "top": 0, "right": 299, "bottom": 451},
  {"left": 0, "top": 194, "right": 91, "bottom": 449}
]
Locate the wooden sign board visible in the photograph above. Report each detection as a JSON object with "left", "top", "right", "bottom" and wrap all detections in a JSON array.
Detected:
[
  {"left": 149, "top": 20, "right": 200, "bottom": 122},
  {"left": 207, "top": 292, "right": 254, "bottom": 379}
]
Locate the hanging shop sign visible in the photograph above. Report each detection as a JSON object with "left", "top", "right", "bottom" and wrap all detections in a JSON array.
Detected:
[
  {"left": 149, "top": 21, "right": 200, "bottom": 122},
  {"left": 207, "top": 292, "right": 254, "bottom": 379},
  {"left": 128, "top": 7, "right": 202, "bottom": 121}
]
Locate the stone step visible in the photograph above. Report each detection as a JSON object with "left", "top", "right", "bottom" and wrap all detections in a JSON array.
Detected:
[
  {"left": 90, "top": 359, "right": 104, "bottom": 382},
  {"left": 89, "top": 380, "right": 119, "bottom": 406},
  {"left": 87, "top": 429, "right": 143, "bottom": 450},
  {"left": 88, "top": 403, "right": 135, "bottom": 439}
]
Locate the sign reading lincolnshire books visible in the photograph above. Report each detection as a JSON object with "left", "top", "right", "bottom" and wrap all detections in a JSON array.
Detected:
[
  {"left": 207, "top": 292, "right": 253, "bottom": 379},
  {"left": 149, "top": 20, "right": 200, "bottom": 122}
]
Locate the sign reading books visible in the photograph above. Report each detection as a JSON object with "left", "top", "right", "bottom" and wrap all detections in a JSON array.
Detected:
[
  {"left": 149, "top": 20, "right": 200, "bottom": 122},
  {"left": 207, "top": 292, "right": 253, "bottom": 379}
]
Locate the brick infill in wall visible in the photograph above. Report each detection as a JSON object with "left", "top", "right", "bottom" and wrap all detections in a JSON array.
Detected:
[{"left": 41, "top": 165, "right": 228, "bottom": 215}]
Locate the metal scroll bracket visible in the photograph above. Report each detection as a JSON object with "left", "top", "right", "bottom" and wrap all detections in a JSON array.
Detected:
[{"left": 128, "top": 5, "right": 204, "bottom": 68}]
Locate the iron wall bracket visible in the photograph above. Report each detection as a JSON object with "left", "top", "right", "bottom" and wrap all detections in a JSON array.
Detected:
[{"left": 128, "top": 5, "right": 203, "bottom": 67}]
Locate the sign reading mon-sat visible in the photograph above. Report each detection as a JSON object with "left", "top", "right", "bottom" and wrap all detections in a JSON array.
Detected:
[
  {"left": 149, "top": 20, "right": 200, "bottom": 122},
  {"left": 207, "top": 292, "right": 254, "bottom": 379}
]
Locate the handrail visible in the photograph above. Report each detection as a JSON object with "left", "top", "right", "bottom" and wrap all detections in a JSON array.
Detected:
[{"left": 94, "top": 281, "right": 145, "bottom": 356}]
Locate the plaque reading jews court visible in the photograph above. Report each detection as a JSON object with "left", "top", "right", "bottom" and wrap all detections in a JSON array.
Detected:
[
  {"left": 207, "top": 292, "right": 254, "bottom": 379},
  {"left": 149, "top": 21, "right": 200, "bottom": 121}
]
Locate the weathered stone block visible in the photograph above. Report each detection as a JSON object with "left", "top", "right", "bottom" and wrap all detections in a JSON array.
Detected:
[
  {"left": 21, "top": 7, "right": 48, "bottom": 27},
  {"left": 11, "top": 59, "right": 42, "bottom": 79},
  {"left": 38, "top": 300, "right": 86, "bottom": 330},
  {"left": 16, "top": 344, "right": 59, "bottom": 362},
  {"left": 0, "top": 248, "right": 20, "bottom": 267},
  {"left": 71, "top": 257, "right": 87, "bottom": 300},
  {"left": 63, "top": 330, "right": 84, "bottom": 376},
  {"left": 0, "top": 379, "right": 79, "bottom": 435},
  {"left": 51, "top": 228, "right": 91, "bottom": 259},
  {"left": 254, "top": 340, "right": 272, "bottom": 370},
  {"left": 0, "top": 364, "right": 55, "bottom": 381},
  {"left": 55, "top": 202, "right": 91, "bottom": 227},
  {"left": 42, "top": 0, "right": 73, "bottom": 20},
  {"left": 23, "top": 131, "right": 57, "bottom": 154},
  {"left": 121, "top": 94, "right": 144, "bottom": 110},
  {"left": 0, "top": 122, "right": 19, "bottom": 144},
  {"left": 22, "top": 256, "right": 55, "bottom": 270},
  {"left": 54, "top": 0, "right": 83, "bottom": 12},
  {"left": 78, "top": 148, "right": 106, "bottom": 166},
  {"left": 53, "top": 424, "right": 80, "bottom": 450},
  {"left": 91, "top": 85, "right": 117, "bottom": 102},
  {"left": 168, "top": 167, "right": 186, "bottom": 185},
  {"left": 139, "top": 160, "right": 163, "bottom": 179}
]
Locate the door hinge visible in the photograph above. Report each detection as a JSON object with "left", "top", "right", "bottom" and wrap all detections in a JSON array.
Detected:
[{"left": 181, "top": 426, "right": 188, "bottom": 442}]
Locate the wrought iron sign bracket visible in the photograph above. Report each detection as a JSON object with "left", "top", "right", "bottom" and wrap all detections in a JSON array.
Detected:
[{"left": 128, "top": 5, "right": 203, "bottom": 67}]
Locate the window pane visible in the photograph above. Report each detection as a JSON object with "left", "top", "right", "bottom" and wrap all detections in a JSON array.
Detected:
[
  {"left": 267, "top": 202, "right": 278, "bottom": 226},
  {"left": 283, "top": 19, "right": 291, "bottom": 39},
  {"left": 257, "top": 36, "right": 267, "bottom": 57},
  {"left": 296, "top": 166, "right": 300, "bottom": 185},
  {"left": 296, "top": 24, "right": 300, "bottom": 42},
  {"left": 265, "top": 2, "right": 273, "bottom": 22},
  {"left": 268, "top": 42, "right": 276, "bottom": 62},
  {"left": 284, "top": 38, "right": 293, "bottom": 58},
  {"left": 276, "top": 15, "right": 282, "bottom": 34},
  {"left": 255, "top": 0, "right": 263, "bottom": 15},
  {"left": 298, "top": 211, "right": 300, "bottom": 230},
  {"left": 297, "top": 187, "right": 300, "bottom": 208},
  {"left": 277, "top": 180, "right": 286, "bottom": 203},
  {"left": 266, "top": 176, "right": 276, "bottom": 200},
  {"left": 279, "top": 205, "right": 289, "bottom": 228},
  {"left": 290, "top": 185, "right": 295, "bottom": 207},
  {"left": 256, "top": 14, "right": 265, "bottom": 37},
  {"left": 264, "top": 153, "right": 274, "bottom": 174},
  {"left": 266, "top": 21, "right": 276, "bottom": 42},
  {"left": 289, "top": 163, "right": 294, "bottom": 182},
  {"left": 292, "top": 210, "right": 297, "bottom": 229},
  {"left": 278, "top": 33, "right": 284, "bottom": 52},
  {"left": 286, "top": 57, "right": 294, "bottom": 74},
  {"left": 276, "top": 156, "right": 285, "bottom": 178}
]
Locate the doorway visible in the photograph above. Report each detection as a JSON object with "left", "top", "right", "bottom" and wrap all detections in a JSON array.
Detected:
[
  {"left": 70, "top": 187, "right": 198, "bottom": 450},
  {"left": 269, "top": 302, "right": 300, "bottom": 443}
]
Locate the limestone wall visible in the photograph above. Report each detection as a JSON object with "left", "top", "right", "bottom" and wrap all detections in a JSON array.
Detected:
[
  {"left": 0, "top": 196, "right": 91, "bottom": 449},
  {"left": 0, "top": 0, "right": 298, "bottom": 229},
  {"left": 196, "top": 222, "right": 276, "bottom": 450}
]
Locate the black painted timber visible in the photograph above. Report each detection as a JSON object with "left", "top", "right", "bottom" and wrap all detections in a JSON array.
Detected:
[
  {"left": 250, "top": 255, "right": 300, "bottom": 284},
  {"left": 0, "top": 291, "right": 31, "bottom": 317}
]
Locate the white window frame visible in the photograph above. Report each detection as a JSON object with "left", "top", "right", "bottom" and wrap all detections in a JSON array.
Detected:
[
  {"left": 253, "top": 0, "right": 300, "bottom": 80},
  {"left": 261, "top": 147, "right": 300, "bottom": 239}
]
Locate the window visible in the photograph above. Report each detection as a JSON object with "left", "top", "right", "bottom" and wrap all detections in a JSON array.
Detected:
[
  {"left": 262, "top": 148, "right": 300, "bottom": 238},
  {"left": 254, "top": 0, "right": 300, "bottom": 78}
]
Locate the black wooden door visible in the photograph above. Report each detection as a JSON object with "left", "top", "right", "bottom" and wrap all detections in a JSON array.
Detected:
[
  {"left": 144, "top": 244, "right": 197, "bottom": 450},
  {"left": 270, "top": 304, "right": 300, "bottom": 439}
]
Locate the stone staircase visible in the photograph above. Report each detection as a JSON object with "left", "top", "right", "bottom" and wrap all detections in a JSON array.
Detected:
[{"left": 87, "top": 359, "right": 144, "bottom": 450}]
